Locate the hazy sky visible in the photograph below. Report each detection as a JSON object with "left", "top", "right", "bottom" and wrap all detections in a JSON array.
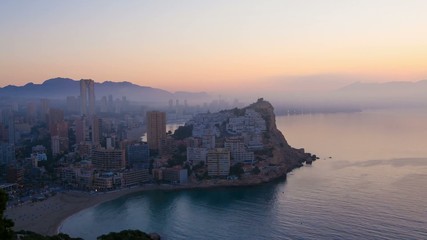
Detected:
[{"left": 1, "top": 0, "right": 427, "bottom": 93}]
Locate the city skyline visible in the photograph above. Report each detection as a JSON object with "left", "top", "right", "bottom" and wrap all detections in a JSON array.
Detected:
[
  {"left": 1, "top": 0, "right": 427, "bottom": 94},
  {"left": 1, "top": 2, "right": 426, "bottom": 239}
]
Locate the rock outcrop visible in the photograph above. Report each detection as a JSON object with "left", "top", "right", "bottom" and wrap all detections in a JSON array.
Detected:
[{"left": 247, "top": 98, "right": 315, "bottom": 171}]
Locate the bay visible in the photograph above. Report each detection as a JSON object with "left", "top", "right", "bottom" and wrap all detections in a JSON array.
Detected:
[{"left": 61, "top": 108, "right": 427, "bottom": 239}]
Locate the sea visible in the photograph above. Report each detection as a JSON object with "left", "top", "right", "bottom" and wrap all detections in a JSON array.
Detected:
[{"left": 60, "top": 108, "right": 427, "bottom": 239}]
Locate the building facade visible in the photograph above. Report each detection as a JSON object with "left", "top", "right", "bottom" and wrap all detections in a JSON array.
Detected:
[
  {"left": 146, "top": 111, "right": 166, "bottom": 152},
  {"left": 92, "top": 149, "right": 125, "bottom": 170},
  {"left": 187, "top": 147, "right": 207, "bottom": 165},
  {"left": 224, "top": 137, "right": 254, "bottom": 164},
  {"left": 80, "top": 79, "right": 95, "bottom": 116},
  {"left": 207, "top": 148, "right": 231, "bottom": 177},
  {"left": 126, "top": 143, "right": 150, "bottom": 168}
]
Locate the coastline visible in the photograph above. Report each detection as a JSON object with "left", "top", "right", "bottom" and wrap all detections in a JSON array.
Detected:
[
  {"left": 5, "top": 186, "right": 148, "bottom": 236},
  {"left": 5, "top": 168, "right": 292, "bottom": 236},
  {"left": 5, "top": 100, "right": 317, "bottom": 237}
]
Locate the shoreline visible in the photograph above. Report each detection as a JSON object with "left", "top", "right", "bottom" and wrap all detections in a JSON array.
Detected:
[
  {"left": 5, "top": 169, "right": 292, "bottom": 236},
  {"left": 5, "top": 186, "right": 150, "bottom": 236}
]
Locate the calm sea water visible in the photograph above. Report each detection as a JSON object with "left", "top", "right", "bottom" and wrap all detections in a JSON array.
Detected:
[{"left": 61, "top": 109, "right": 427, "bottom": 239}]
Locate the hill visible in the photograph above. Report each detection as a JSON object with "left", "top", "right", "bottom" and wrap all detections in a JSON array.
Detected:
[
  {"left": 0, "top": 78, "right": 209, "bottom": 102},
  {"left": 185, "top": 98, "right": 316, "bottom": 183}
]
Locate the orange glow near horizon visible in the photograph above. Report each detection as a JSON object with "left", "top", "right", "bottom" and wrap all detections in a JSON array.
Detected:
[{"left": 1, "top": 1, "right": 427, "bottom": 92}]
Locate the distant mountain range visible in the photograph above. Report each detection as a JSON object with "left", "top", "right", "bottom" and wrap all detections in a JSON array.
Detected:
[
  {"left": 2, "top": 78, "right": 426, "bottom": 109},
  {"left": 337, "top": 80, "right": 427, "bottom": 94},
  {"left": 0, "top": 78, "right": 210, "bottom": 102},
  {"left": 270, "top": 79, "right": 427, "bottom": 113}
]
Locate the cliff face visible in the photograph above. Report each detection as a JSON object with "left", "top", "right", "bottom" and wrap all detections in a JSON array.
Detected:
[
  {"left": 247, "top": 98, "right": 314, "bottom": 170},
  {"left": 185, "top": 98, "right": 314, "bottom": 183}
]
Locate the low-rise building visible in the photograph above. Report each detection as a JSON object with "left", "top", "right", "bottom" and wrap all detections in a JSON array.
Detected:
[
  {"left": 93, "top": 172, "right": 122, "bottom": 191},
  {"left": 56, "top": 167, "right": 78, "bottom": 185},
  {"left": 163, "top": 168, "right": 188, "bottom": 184},
  {"left": 126, "top": 143, "right": 150, "bottom": 168},
  {"left": 202, "top": 134, "right": 216, "bottom": 149},
  {"left": 224, "top": 137, "right": 254, "bottom": 165},
  {"left": 77, "top": 169, "right": 94, "bottom": 189},
  {"left": 207, "top": 148, "right": 230, "bottom": 177},
  {"left": 92, "top": 148, "right": 125, "bottom": 170},
  {"left": 187, "top": 147, "right": 207, "bottom": 165},
  {"left": 122, "top": 168, "right": 150, "bottom": 186},
  {"left": 152, "top": 168, "right": 188, "bottom": 183},
  {"left": 6, "top": 166, "right": 24, "bottom": 184}
]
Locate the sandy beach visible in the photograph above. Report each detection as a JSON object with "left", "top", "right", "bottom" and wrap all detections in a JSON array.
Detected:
[
  {"left": 4, "top": 187, "right": 148, "bottom": 236},
  {"left": 4, "top": 170, "right": 288, "bottom": 237}
]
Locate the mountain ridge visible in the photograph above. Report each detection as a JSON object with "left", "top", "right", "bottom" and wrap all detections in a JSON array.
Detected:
[{"left": 0, "top": 77, "right": 210, "bottom": 102}]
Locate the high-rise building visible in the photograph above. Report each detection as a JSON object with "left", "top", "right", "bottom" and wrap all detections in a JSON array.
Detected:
[
  {"left": 146, "top": 111, "right": 166, "bottom": 152},
  {"left": 66, "top": 96, "right": 80, "bottom": 113},
  {"left": 0, "top": 143, "right": 15, "bottom": 165},
  {"left": 7, "top": 118, "right": 15, "bottom": 145},
  {"left": 51, "top": 120, "right": 69, "bottom": 156},
  {"left": 207, "top": 148, "right": 230, "bottom": 177},
  {"left": 26, "top": 102, "right": 37, "bottom": 124},
  {"left": 75, "top": 117, "right": 87, "bottom": 144},
  {"left": 40, "top": 99, "right": 50, "bottom": 118},
  {"left": 48, "top": 108, "right": 64, "bottom": 133},
  {"left": 91, "top": 115, "right": 102, "bottom": 145},
  {"left": 75, "top": 115, "right": 101, "bottom": 146},
  {"left": 0, "top": 123, "right": 7, "bottom": 143},
  {"left": 0, "top": 109, "right": 16, "bottom": 145},
  {"left": 80, "top": 79, "right": 95, "bottom": 116},
  {"left": 100, "top": 96, "right": 108, "bottom": 113}
]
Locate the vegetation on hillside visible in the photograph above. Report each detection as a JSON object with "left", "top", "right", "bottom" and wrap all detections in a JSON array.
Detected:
[{"left": 0, "top": 189, "right": 14, "bottom": 240}]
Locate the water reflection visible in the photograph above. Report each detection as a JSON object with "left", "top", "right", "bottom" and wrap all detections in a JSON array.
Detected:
[{"left": 62, "top": 109, "right": 427, "bottom": 239}]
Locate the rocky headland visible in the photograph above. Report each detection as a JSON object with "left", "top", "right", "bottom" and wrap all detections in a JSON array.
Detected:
[{"left": 184, "top": 98, "right": 317, "bottom": 186}]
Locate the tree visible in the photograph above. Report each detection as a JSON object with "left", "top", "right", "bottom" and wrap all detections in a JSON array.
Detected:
[
  {"left": 251, "top": 166, "right": 261, "bottom": 175},
  {"left": 172, "top": 125, "right": 193, "bottom": 140},
  {"left": 229, "top": 163, "right": 244, "bottom": 178},
  {"left": 15, "top": 230, "right": 82, "bottom": 240},
  {"left": 0, "top": 189, "right": 15, "bottom": 240},
  {"left": 97, "top": 230, "right": 155, "bottom": 240}
]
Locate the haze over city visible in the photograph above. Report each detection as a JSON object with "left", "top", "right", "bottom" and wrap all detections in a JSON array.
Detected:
[
  {"left": 1, "top": 1, "right": 427, "bottom": 240},
  {"left": 1, "top": 0, "right": 427, "bottom": 96}
]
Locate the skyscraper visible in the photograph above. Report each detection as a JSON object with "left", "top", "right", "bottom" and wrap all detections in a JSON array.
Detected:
[
  {"left": 48, "top": 108, "right": 64, "bottom": 134},
  {"left": 75, "top": 117, "right": 87, "bottom": 144},
  {"left": 146, "top": 111, "right": 166, "bottom": 152},
  {"left": 80, "top": 79, "right": 95, "bottom": 116},
  {"left": 40, "top": 99, "right": 50, "bottom": 116},
  {"left": 91, "top": 115, "right": 102, "bottom": 145},
  {"left": 49, "top": 108, "right": 69, "bottom": 156}
]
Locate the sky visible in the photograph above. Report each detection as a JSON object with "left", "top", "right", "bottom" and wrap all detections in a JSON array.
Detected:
[{"left": 1, "top": 0, "right": 427, "bottom": 93}]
